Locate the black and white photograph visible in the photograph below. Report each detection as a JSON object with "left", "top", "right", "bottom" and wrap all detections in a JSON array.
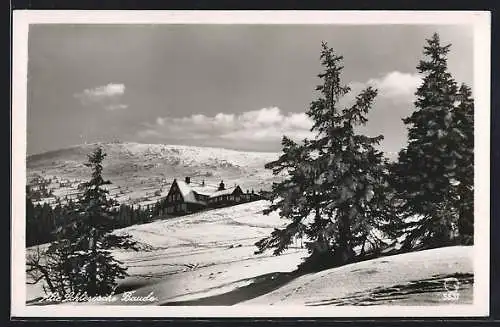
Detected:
[{"left": 11, "top": 11, "right": 490, "bottom": 317}]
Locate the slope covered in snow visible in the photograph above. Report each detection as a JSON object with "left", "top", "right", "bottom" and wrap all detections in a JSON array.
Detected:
[
  {"left": 27, "top": 200, "right": 473, "bottom": 307},
  {"left": 241, "top": 246, "right": 473, "bottom": 306},
  {"left": 26, "top": 200, "right": 308, "bottom": 303}
]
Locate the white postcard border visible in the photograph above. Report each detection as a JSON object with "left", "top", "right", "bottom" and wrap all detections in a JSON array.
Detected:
[{"left": 11, "top": 10, "right": 491, "bottom": 318}]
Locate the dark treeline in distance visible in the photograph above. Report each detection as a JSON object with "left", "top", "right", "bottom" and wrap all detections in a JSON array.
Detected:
[
  {"left": 27, "top": 195, "right": 159, "bottom": 247},
  {"left": 26, "top": 184, "right": 265, "bottom": 247}
]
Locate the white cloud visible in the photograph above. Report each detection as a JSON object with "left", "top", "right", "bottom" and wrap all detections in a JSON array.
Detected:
[
  {"left": 105, "top": 104, "right": 128, "bottom": 111},
  {"left": 354, "top": 71, "right": 422, "bottom": 102},
  {"left": 74, "top": 83, "right": 128, "bottom": 111},
  {"left": 135, "top": 72, "right": 421, "bottom": 151},
  {"left": 369, "top": 71, "right": 422, "bottom": 98},
  {"left": 215, "top": 113, "right": 235, "bottom": 125},
  {"left": 77, "top": 83, "right": 125, "bottom": 101},
  {"left": 137, "top": 107, "right": 314, "bottom": 150},
  {"left": 156, "top": 117, "right": 166, "bottom": 126}
]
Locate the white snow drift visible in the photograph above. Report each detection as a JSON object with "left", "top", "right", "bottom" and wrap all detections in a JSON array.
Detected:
[{"left": 27, "top": 200, "right": 473, "bottom": 306}]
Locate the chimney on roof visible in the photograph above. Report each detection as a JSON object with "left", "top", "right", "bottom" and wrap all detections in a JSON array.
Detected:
[
  {"left": 185, "top": 177, "right": 191, "bottom": 184},
  {"left": 218, "top": 180, "right": 225, "bottom": 191},
  {"left": 201, "top": 180, "right": 205, "bottom": 186}
]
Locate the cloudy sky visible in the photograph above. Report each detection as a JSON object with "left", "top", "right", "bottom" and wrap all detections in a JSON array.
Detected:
[{"left": 27, "top": 24, "right": 473, "bottom": 157}]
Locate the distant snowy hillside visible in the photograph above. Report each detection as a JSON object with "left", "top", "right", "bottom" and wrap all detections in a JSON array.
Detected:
[{"left": 26, "top": 142, "right": 281, "bottom": 206}]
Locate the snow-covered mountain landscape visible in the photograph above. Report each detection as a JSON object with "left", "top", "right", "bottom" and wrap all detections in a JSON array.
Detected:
[
  {"left": 19, "top": 21, "right": 484, "bottom": 316},
  {"left": 27, "top": 142, "right": 281, "bottom": 207},
  {"left": 25, "top": 141, "right": 474, "bottom": 307}
]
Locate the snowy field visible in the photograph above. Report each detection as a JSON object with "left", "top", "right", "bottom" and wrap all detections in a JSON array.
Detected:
[{"left": 26, "top": 200, "right": 473, "bottom": 306}]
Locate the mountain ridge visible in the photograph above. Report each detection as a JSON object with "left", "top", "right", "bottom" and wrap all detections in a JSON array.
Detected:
[
  {"left": 27, "top": 141, "right": 282, "bottom": 159},
  {"left": 27, "top": 142, "right": 281, "bottom": 207}
]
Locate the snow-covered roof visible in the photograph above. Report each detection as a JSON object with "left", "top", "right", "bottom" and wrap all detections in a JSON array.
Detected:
[
  {"left": 171, "top": 179, "right": 241, "bottom": 202},
  {"left": 209, "top": 186, "right": 240, "bottom": 198},
  {"left": 175, "top": 181, "right": 192, "bottom": 197},
  {"left": 175, "top": 180, "right": 200, "bottom": 204},
  {"left": 191, "top": 185, "right": 218, "bottom": 196}
]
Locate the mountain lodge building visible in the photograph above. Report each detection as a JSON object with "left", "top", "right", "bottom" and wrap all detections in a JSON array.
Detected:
[{"left": 164, "top": 177, "right": 254, "bottom": 215}]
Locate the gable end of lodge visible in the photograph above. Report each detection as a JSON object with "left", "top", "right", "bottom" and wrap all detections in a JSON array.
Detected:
[{"left": 163, "top": 176, "right": 261, "bottom": 215}]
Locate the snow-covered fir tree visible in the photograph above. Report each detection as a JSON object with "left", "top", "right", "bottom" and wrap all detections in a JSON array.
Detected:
[
  {"left": 256, "top": 42, "right": 391, "bottom": 270},
  {"left": 390, "top": 33, "right": 474, "bottom": 248},
  {"left": 43, "top": 147, "right": 137, "bottom": 297}
]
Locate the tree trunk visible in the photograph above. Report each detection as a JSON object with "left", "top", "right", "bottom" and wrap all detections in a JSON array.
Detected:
[
  {"left": 338, "top": 212, "right": 354, "bottom": 264},
  {"left": 314, "top": 206, "right": 329, "bottom": 253},
  {"left": 88, "top": 230, "right": 98, "bottom": 296},
  {"left": 360, "top": 234, "right": 367, "bottom": 258},
  {"left": 457, "top": 206, "right": 474, "bottom": 245},
  {"left": 29, "top": 261, "right": 56, "bottom": 294}
]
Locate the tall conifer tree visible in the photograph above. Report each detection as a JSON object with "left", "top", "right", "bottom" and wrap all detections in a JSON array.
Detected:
[
  {"left": 390, "top": 33, "right": 473, "bottom": 248},
  {"left": 256, "top": 42, "right": 390, "bottom": 270},
  {"left": 47, "top": 147, "right": 137, "bottom": 296}
]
